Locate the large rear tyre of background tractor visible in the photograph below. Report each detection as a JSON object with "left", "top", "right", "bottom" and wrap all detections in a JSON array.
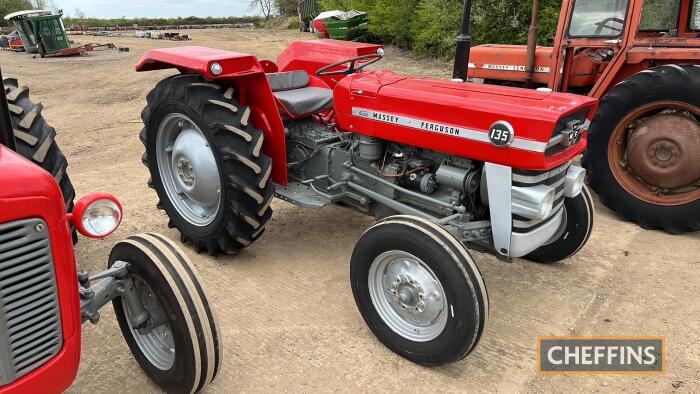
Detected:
[
  {"left": 583, "top": 65, "right": 700, "bottom": 234},
  {"left": 110, "top": 233, "right": 222, "bottom": 394},
  {"left": 525, "top": 185, "right": 595, "bottom": 264},
  {"left": 141, "top": 74, "right": 274, "bottom": 255},
  {"left": 3, "top": 78, "right": 76, "bottom": 219},
  {"left": 350, "top": 215, "right": 489, "bottom": 366}
]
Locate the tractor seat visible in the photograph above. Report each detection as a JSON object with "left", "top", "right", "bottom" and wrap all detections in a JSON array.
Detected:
[{"left": 267, "top": 71, "right": 333, "bottom": 116}]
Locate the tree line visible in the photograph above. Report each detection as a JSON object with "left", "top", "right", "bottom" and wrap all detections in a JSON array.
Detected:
[{"left": 313, "top": 0, "right": 564, "bottom": 58}]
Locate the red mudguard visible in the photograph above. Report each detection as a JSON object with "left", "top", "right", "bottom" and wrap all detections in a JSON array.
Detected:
[{"left": 136, "top": 46, "right": 289, "bottom": 185}]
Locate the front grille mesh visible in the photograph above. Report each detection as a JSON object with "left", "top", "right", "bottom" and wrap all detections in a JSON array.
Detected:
[
  {"left": 511, "top": 162, "right": 570, "bottom": 233},
  {"left": 0, "top": 218, "right": 62, "bottom": 386}
]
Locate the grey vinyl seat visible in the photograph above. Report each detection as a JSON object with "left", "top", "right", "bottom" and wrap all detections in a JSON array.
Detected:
[{"left": 266, "top": 71, "right": 333, "bottom": 116}]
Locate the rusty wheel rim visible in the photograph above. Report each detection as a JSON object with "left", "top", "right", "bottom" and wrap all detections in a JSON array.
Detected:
[{"left": 608, "top": 101, "right": 700, "bottom": 206}]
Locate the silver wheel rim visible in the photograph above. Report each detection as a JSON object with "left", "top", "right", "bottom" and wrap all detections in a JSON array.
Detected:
[
  {"left": 122, "top": 276, "right": 175, "bottom": 371},
  {"left": 368, "top": 251, "right": 448, "bottom": 342},
  {"left": 156, "top": 113, "right": 221, "bottom": 226}
]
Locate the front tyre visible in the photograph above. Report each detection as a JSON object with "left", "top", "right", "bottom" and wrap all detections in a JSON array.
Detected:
[
  {"left": 109, "top": 234, "right": 222, "bottom": 394},
  {"left": 350, "top": 215, "right": 489, "bottom": 366},
  {"left": 525, "top": 185, "right": 595, "bottom": 264},
  {"left": 141, "top": 74, "right": 274, "bottom": 255}
]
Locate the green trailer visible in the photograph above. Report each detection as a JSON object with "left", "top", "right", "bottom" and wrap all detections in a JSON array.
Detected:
[
  {"left": 4, "top": 10, "right": 70, "bottom": 55},
  {"left": 322, "top": 10, "right": 368, "bottom": 40}
]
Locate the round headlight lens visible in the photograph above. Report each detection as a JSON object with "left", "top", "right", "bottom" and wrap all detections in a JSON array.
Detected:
[
  {"left": 376, "top": 47, "right": 385, "bottom": 57},
  {"left": 540, "top": 190, "right": 555, "bottom": 218},
  {"left": 82, "top": 199, "right": 122, "bottom": 237}
]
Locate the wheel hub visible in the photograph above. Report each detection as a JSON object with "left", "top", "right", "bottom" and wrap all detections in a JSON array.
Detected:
[
  {"left": 368, "top": 251, "right": 447, "bottom": 342},
  {"left": 627, "top": 113, "right": 700, "bottom": 190},
  {"left": 156, "top": 113, "right": 222, "bottom": 226},
  {"left": 177, "top": 158, "right": 195, "bottom": 187}
]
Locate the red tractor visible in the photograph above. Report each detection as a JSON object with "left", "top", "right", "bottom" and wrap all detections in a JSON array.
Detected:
[
  {"left": 136, "top": 26, "right": 597, "bottom": 362},
  {"left": 468, "top": 0, "right": 700, "bottom": 234},
  {"left": 0, "top": 70, "right": 221, "bottom": 393}
]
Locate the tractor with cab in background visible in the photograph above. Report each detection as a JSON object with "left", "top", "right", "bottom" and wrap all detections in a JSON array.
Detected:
[
  {"left": 136, "top": 3, "right": 597, "bottom": 363},
  {"left": 0, "top": 68, "right": 221, "bottom": 394},
  {"left": 468, "top": 0, "right": 700, "bottom": 234}
]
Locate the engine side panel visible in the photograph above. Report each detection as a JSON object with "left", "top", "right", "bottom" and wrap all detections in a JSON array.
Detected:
[{"left": 334, "top": 72, "right": 597, "bottom": 170}]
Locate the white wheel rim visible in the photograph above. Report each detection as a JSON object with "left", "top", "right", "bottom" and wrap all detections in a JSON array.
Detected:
[
  {"left": 368, "top": 250, "right": 448, "bottom": 342},
  {"left": 123, "top": 276, "right": 176, "bottom": 370}
]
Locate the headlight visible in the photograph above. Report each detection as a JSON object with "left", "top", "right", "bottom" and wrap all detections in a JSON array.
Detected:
[
  {"left": 564, "top": 165, "right": 586, "bottom": 198},
  {"left": 511, "top": 185, "right": 556, "bottom": 220},
  {"left": 376, "top": 47, "right": 385, "bottom": 57},
  {"left": 71, "top": 193, "right": 123, "bottom": 238}
]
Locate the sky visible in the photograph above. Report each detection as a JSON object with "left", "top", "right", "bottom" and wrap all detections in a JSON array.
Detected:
[{"left": 55, "top": 0, "right": 259, "bottom": 19}]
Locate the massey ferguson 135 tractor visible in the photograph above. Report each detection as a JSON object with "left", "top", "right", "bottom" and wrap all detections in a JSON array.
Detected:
[
  {"left": 0, "top": 70, "right": 221, "bottom": 393},
  {"left": 136, "top": 30, "right": 597, "bottom": 363},
  {"left": 468, "top": 0, "right": 700, "bottom": 233}
]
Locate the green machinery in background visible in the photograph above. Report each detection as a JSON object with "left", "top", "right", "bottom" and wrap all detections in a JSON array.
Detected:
[
  {"left": 4, "top": 9, "right": 70, "bottom": 55},
  {"left": 322, "top": 10, "right": 368, "bottom": 40},
  {"left": 298, "top": 0, "right": 322, "bottom": 32}
]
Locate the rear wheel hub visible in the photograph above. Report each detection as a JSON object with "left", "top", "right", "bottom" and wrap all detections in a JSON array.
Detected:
[
  {"left": 627, "top": 113, "right": 700, "bottom": 190},
  {"left": 609, "top": 102, "right": 700, "bottom": 206}
]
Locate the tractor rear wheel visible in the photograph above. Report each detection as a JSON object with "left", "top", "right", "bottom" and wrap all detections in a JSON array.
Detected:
[
  {"left": 141, "top": 74, "right": 274, "bottom": 255},
  {"left": 3, "top": 78, "right": 76, "bottom": 234},
  {"left": 583, "top": 65, "right": 700, "bottom": 233}
]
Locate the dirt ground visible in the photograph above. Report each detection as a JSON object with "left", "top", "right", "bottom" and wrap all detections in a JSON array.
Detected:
[{"left": 2, "top": 28, "right": 698, "bottom": 393}]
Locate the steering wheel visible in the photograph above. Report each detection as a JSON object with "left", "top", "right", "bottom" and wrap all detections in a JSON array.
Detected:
[
  {"left": 594, "top": 17, "right": 624, "bottom": 35},
  {"left": 317, "top": 54, "right": 384, "bottom": 77}
]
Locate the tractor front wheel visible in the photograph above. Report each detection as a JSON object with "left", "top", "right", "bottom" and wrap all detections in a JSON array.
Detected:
[
  {"left": 583, "top": 65, "right": 700, "bottom": 233},
  {"left": 141, "top": 74, "right": 274, "bottom": 255},
  {"left": 109, "top": 234, "right": 222, "bottom": 394},
  {"left": 350, "top": 215, "right": 488, "bottom": 366}
]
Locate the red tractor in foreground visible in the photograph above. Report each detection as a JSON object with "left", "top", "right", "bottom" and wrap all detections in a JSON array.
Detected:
[
  {"left": 136, "top": 33, "right": 597, "bottom": 363},
  {"left": 0, "top": 70, "right": 221, "bottom": 393},
  {"left": 468, "top": 0, "right": 700, "bottom": 234}
]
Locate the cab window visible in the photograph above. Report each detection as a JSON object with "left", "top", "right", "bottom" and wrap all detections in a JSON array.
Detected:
[
  {"left": 640, "top": 0, "right": 681, "bottom": 31},
  {"left": 691, "top": 0, "right": 700, "bottom": 30},
  {"left": 569, "top": 0, "right": 629, "bottom": 37}
]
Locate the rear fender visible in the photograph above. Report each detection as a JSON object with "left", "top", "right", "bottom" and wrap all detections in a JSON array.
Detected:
[{"left": 136, "top": 46, "right": 288, "bottom": 185}]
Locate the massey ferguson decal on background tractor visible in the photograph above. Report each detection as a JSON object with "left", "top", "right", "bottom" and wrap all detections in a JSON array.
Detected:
[
  {"left": 136, "top": 11, "right": 597, "bottom": 363},
  {"left": 0, "top": 70, "right": 221, "bottom": 393}
]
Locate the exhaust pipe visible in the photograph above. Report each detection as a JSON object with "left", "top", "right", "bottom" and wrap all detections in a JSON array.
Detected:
[
  {"left": 452, "top": 0, "right": 474, "bottom": 82},
  {"left": 524, "top": 0, "right": 540, "bottom": 88}
]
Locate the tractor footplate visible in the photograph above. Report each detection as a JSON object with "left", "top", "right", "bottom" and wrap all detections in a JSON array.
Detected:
[{"left": 275, "top": 182, "right": 332, "bottom": 208}]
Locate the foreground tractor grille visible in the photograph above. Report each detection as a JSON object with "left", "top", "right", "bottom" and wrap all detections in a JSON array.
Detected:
[
  {"left": 511, "top": 162, "right": 570, "bottom": 233},
  {"left": 0, "top": 218, "right": 62, "bottom": 386}
]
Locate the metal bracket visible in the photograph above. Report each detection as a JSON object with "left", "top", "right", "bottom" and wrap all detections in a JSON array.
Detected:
[
  {"left": 79, "top": 261, "right": 150, "bottom": 328},
  {"left": 484, "top": 162, "right": 513, "bottom": 258}
]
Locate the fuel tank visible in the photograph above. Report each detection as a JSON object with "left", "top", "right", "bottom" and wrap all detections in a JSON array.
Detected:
[{"left": 333, "top": 70, "right": 597, "bottom": 170}]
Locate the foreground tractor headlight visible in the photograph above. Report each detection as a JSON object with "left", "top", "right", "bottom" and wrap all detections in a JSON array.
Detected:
[
  {"left": 376, "top": 47, "right": 385, "bottom": 57},
  {"left": 564, "top": 165, "right": 586, "bottom": 198},
  {"left": 70, "top": 193, "right": 123, "bottom": 238},
  {"left": 511, "top": 185, "right": 556, "bottom": 220}
]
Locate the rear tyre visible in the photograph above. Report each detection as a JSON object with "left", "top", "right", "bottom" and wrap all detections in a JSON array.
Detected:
[
  {"left": 3, "top": 78, "right": 76, "bottom": 226},
  {"left": 583, "top": 65, "right": 700, "bottom": 233},
  {"left": 350, "top": 215, "right": 488, "bottom": 366},
  {"left": 525, "top": 185, "right": 595, "bottom": 264},
  {"left": 141, "top": 74, "right": 274, "bottom": 255},
  {"left": 110, "top": 233, "right": 222, "bottom": 394}
]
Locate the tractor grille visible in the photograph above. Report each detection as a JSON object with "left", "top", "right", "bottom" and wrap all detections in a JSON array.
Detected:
[
  {"left": 0, "top": 218, "right": 62, "bottom": 386},
  {"left": 545, "top": 108, "right": 590, "bottom": 157},
  {"left": 511, "top": 162, "right": 570, "bottom": 233}
]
